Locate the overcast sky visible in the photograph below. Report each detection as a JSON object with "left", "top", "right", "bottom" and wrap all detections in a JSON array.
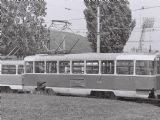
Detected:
[{"left": 45, "top": 0, "right": 160, "bottom": 52}]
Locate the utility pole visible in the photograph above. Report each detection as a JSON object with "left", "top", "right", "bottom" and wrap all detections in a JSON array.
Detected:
[
  {"left": 97, "top": 4, "right": 100, "bottom": 53},
  {"left": 139, "top": 23, "right": 145, "bottom": 52}
]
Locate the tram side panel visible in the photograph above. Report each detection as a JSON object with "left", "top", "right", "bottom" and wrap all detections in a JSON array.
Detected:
[
  {"left": 0, "top": 75, "right": 23, "bottom": 90},
  {"left": 110, "top": 75, "right": 156, "bottom": 97},
  {"left": 156, "top": 76, "right": 160, "bottom": 98},
  {"left": 156, "top": 76, "right": 160, "bottom": 89},
  {"left": 69, "top": 75, "right": 115, "bottom": 90},
  {"left": 101, "top": 75, "right": 156, "bottom": 91},
  {"left": 86, "top": 75, "right": 115, "bottom": 90},
  {"left": 22, "top": 74, "right": 70, "bottom": 91},
  {"left": 22, "top": 73, "right": 158, "bottom": 98},
  {"left": 134, "top": 76, "right": 156, "bottom": 90},
  {"left": 22, "top": 74, "right": 101, "bottom": 92},
  {"left": 114, "top": 76, "right": 135, "bottom": 91},
  {"left": 22, "top": 74, "right": 114, "bottom": 92},
  {"left": 22, "top": 74, "right": 139, "bottom": 92},
  {"left": 22, "top": 74, "right": 115, "bottom": 95}
]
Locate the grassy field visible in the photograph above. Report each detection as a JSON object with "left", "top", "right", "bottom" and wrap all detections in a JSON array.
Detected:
[{"left": 0, "top": 94, "right": 160, "bottom": 120}]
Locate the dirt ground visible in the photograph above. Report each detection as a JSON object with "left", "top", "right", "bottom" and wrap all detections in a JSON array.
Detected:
[{"left": 0, "top": 94, "right": 160, "bottom": 120}]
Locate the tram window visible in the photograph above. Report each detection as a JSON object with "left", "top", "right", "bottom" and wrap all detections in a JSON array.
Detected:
[
  {"left": 136, "top": 60, "right": 154, "bottom": 75},
  {"left": 117, "top": 60, "right": 134, "bottom": 75},
  {"left": 86, "top": 61, "right": 99, "bottom": 74},
  {"left": 35, "top": 61, "right": 45, "bottom": 73},
  {"left": 157, "top": 58, "right": 160, "bottom": 74},
  {"left": 2, "top": 65, "right": 16, "bottom": 74},
  {"left": 18, "top": 65, "right": 24, "bottom": 74},
  {"left": 25, "top": 62, "right": 33, "bottom": 73},
  {"left": 46, "top": 61, "right": 57, "bottom": 73},
  {"left": 59, "top": 61, "right": 70, "bottom": 73},
  {"left": 101, "top": 60, "right": 114, "bottom": 74},
  {"left": 72, "top": 61, "right": 84, "bottom": 74}
]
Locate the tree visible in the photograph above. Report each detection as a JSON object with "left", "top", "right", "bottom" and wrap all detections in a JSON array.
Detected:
[
  {"left": 84, "top": 0, "right": 136, "bottom": 53},
  {"left": 0, "top": 0, "right": 49, "bottom": 57}
]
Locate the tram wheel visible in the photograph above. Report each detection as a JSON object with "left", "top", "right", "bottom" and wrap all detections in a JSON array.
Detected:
[
  {"left": 45, "top": 88, "right": 55, "bottom": 95},
  {"left": 0, "top": 86, "right": 12, "bottom": 93},
  {"left": 109, "top": 92, "right": 117, "bottom": 99},
  {"left": 90, "top": 91, "right": 117, "bottom": 99}
]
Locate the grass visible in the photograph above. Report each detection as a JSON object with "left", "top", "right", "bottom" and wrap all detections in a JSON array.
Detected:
[{"left": 0, "top": 94, "right": 160, "bottom": 120}]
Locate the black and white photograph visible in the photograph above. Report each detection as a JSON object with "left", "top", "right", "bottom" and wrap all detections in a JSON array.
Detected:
[{"left": 0, "top": 0, "right": 160, "bottom": 120}]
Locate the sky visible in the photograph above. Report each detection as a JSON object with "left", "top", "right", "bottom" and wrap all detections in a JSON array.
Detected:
[{"left": 45, "top": 0, "right": 160, "bottom": 52}]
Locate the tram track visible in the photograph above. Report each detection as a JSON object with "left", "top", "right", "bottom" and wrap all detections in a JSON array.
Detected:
[{"left": 117, "top": 97, "right": 160, "bottom": 107}]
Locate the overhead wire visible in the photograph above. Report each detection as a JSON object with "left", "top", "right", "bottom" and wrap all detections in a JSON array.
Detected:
[
  {"left": 59, "top": 4, "right": 160, "bottom": 33},
  {"left": 44, "top": 2, "right": 160, "bottom": 37},
  {"left": 133, "top": 5, "right": 160, "bottom": 11}
]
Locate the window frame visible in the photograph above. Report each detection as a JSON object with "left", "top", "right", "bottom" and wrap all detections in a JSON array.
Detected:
[
  {"left": 72, "top": 61, "right": 85, "bottom": 74},
  {"left": 1, "top": 65, "right": 17, "bottom": 74},
  {"left": 35, "top": 61, "right": 45, "bottom": 73},
  {"left": 101, "top": 60, "right": 114, "bottom": 74},
  {"left": 116, "top": 60, "right": 134, "bottom": 75},
  {"left": 59, "top": 61, "right": 70, "bottom": 74},
  {"left": 86, "top": 60, "right": 99, "bottom": 74},
  {"left": 46, "top": 61, "right": 57, "bottom": 73},
  {"left": 136, "top": 60, "right": 155, "bottom": 75},
  {"left": 18, "top": 65, "right": 24, "bottom": 74},
  {"left": 25, "top": 61, "right": 33, "bottom": 73}
]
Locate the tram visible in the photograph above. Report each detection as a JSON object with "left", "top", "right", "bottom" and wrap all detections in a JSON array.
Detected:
[
  {"left": 22, "top": 52, "right": 160, "bottom": 99},
  {"left": 0, "top": 60, "right": 24, "bottom": 92}
]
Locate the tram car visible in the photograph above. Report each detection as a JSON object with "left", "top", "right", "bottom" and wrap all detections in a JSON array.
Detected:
[
  {"left": 22, "top": 52, "right": 160, "bottom": 99},
  {"left": 0, "top": 60, "right": 24, "bottom": 92}
]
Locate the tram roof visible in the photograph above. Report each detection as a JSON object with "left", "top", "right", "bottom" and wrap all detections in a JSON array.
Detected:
[
  {"left": 24, "top": 52, "right": 160, "bottom": 61},
  {"left": 117, "top": 54, "right": 158, "bottom": 61},
  {"left": 24, "top": 53, "right": 120, "bottom": 61},
  {"left": 0, "top": 60, "right": 24, "bottom": 65}
]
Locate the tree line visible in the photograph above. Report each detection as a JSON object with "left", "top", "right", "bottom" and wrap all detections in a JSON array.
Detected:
[
  {"left": 0, "top": 0, "right": 135, "bottom": 57},
  {"left": 1, "top": 0, "right": 49, "bottom": 57}
]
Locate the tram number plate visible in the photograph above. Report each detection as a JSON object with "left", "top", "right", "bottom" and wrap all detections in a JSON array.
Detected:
[{"left": 70, "top": 78, "right": 85, "bottom": 88}]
